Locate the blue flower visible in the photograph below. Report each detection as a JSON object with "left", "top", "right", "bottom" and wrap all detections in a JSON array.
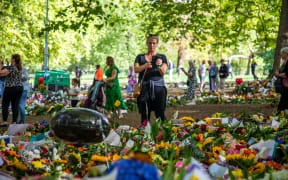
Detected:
[{"left": 106, "top": 159, "right": 160, "bottom": 180}]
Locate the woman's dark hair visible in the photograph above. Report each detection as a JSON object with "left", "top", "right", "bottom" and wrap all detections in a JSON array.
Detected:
[
  {"left": 72, "top": 78, "right": 78, "bottom": 84},
  {"left": 147, "top": 34, "right": 159, "bottom": 43},
  {"left": 12, "top": 54, "right": 22, "bottom": 72},
  {"left": 106, "top": 56, "right": 115, "bottom": 66}
]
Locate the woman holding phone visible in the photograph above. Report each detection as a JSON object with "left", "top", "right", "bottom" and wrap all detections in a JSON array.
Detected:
[{"left": 134, "top": 34, "right": 168, "bottom": 123}]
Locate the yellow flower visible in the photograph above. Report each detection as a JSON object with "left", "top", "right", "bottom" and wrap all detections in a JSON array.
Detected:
[
  {"left": 71, "top": 152, "right": 81, "bottom": 163},
  {"left": 172, "top": 127, "right": 178, "bottom": 133},
  {"left": 232, "top": 169, "right": 243, "bottom": 178},
  {"left": 190, "top": 175, "right": 200, "bottom": 180},
  {"left": 212, "top": 146, "right": 223, "bottom": 159},
  {"left": 202, "top": 138, "right": 213, "bottom": 148},
  {"left": 172, "top": 98, "right": 177, "bottom": 103},
  {"left": 179, "top": 116, "right": 195, "bottom": 122},
  {"left": 41, "top": 173, "right": 51, "bottom": 177},
  {"left": 112, "top": 154, "right": 120, "bottom": 161},
  {"left": 122, "top": 155, "right": 129, "bottom": 159},
  {"left": 9, "top": 161, "right": 28, "bottom": 171},
  {"left": 91, "top": 155, "right": 110, "bottom": 162},
  {"left": 149, "top": 152, "right": 154, "bottom": 159},
  {"left": 249, "top": 162, "right": 265, "bottom": 174},
  {"left": 114, "top": 100, "right": 121, "bottom": 107},
  {"left": 208, "top": 128, "right": 212, "bottom": 133},
  {"left": 32, "top": 160, "right": 46, "bottom": 168},
  {"left": 54, "top": 159, "right": 67, "bottom": 164}
]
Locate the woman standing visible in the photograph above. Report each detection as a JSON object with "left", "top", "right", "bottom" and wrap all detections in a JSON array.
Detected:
[
  {"left": 17, "top": 66, "right": 29, "bottom": 124},
  {"left": 134, "top": 34, "right": 168, "bottom": 123},
  {"left": 275, "top": 47, "right": 288, "bottom": 113},
  {"left": 0, "top": 54, "right": 23, "bottom": 126},
  {"left": 103, "top": 56, "right": 125, "bottom": 119},
  {"left": 127, "top": 66, "right": 137, "bottom": 94},
  {"left": 181, "top": 60, "right": 197, "bottom": 105}
]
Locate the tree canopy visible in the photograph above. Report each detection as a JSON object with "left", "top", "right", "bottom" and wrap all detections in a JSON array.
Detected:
[{"left": 0, "top": 0, "right": 284, "bottom": 73}]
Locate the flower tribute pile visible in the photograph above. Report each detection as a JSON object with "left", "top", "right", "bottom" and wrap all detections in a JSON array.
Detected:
[{"left": 1, "top": 111, "right": 288, "bottom": 179}]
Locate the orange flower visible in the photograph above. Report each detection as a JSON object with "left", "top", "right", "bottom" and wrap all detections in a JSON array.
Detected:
[
  {"left": 18, "top": 145, "right": 24, "bottom": 150},
  {"left": 78, "top": 147, "right": 87, "bottom": 152},
  {"left": 8, "top": 150, "right": 20, "bottom": 158},
  {"left": 64, "top": 169, "right": 71, "bottom": 174}
]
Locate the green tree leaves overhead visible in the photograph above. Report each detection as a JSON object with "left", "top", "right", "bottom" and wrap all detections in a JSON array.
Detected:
[{"left": 0, "top": 0, "right": 283, "bottom": 72}]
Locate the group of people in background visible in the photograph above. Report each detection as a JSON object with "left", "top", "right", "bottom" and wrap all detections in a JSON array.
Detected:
[{"left": 0, "top": 54, "right": 29, "bottom": 126}]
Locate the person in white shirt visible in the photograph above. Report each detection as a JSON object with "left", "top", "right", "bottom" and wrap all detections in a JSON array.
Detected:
[
  {"left": 68, "top": 78, "right": 80, "bottom": 107},
  {"left": 198, "top": 60, "right": 206, "bottom": 93}
]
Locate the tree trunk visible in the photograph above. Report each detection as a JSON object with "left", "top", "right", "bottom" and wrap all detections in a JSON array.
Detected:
[
  {"left": 177, "top": 46, "right": 184, "bottom": 75},
  {"left": 273, "top": 0, "right": 288, "bottom": 74}
]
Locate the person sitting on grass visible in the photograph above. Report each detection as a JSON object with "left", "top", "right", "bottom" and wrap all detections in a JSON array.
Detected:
[{"left": 68, "top": 78, "right": 80, "bottom": 107}]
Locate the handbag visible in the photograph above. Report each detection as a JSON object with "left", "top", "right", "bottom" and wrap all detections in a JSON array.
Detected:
[
  {"left": 283, "top": 78, "right": 288, "bottom": 88},
  {"left": 275, "top": 78, "right": 282, "bottom": 93},
  {"left": 133, "top": 68, "right": 147, "bottom": 98}
]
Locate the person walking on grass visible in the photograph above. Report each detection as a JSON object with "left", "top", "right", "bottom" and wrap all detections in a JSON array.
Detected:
[
  {"left": 168, "top": 59, "right": 175, "bottom": 82},
  {"left": 251, "top": 56, "right": 258, "bottom": 80},
  {"left": 210, "top": 62, "right": 219, "bottom": 92},
  {"left": 181, "top": 60, "right": 197, "bottom": 105},
  {"left": 198, "top": 60, "right": 206, "bottom": 93},
  {"left": 207, "top": 60, "right": 212, "bottom": 92},
  {"left": 227, "top": 60, "right": 233, "bottom": 79},
  {"left": 103, "top": 56, "right": 125, "bottom": 119},
  {"left": 219, "top": 59, "right": 228, "bottom": 92}
]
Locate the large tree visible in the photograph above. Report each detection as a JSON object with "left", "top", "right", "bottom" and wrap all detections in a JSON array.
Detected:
[{"left": 273, "top": 0, "right": 288, "bottom": 74}]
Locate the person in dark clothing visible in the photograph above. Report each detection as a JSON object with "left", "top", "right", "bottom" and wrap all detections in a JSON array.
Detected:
[
  {"left": 219, "top": 59, "right": 228, "bottom": 92},
  {"left": 134, "top": 34, "right": 168, "bottom": 124},
  {"left": 275, "top": 47, "right": 288, "bottom": 113},
  {"left": 251, "top": 55, "right": 258, "bottom": 80},
  {"left": 0, "top": 54, "right": 23, "bottom": 126}
]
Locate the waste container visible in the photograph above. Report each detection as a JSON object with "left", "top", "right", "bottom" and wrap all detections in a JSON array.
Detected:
[{"left": 34, "top": 70, "right": 70, "bottom": 91}]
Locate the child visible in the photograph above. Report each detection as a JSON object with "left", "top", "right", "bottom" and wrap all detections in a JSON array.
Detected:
[{"left": 68, "top": 78, "right": 80, "bottom": 107}]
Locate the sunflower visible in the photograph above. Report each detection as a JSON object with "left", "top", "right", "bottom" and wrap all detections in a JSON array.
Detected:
[
  {"left": 212, "top": 146, "right": 222, "bottom": 159},
  {"left": 114, "top": 100, "right": 121, "bottom": 107}
]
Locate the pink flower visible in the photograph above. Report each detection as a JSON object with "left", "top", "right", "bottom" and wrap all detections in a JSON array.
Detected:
[
  {"left": 176, "top": 161, "right": 184, "bottom": 168},
  {"left": 227, "top": 148, "right": 240, "bottom": 154},
  {"left": 155, "top": 131, "right": 164, "bottom": 141}
]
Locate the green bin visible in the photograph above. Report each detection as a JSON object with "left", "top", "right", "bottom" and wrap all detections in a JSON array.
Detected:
[{"left": 34, "top": 70, "right": 70, "bottom": 91}]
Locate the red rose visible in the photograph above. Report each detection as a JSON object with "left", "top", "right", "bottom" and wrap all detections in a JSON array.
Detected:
[
  {"left": 195, "top": 124, "right": 200, "bottom": 128},
  {"left": 201, "top": 124, "right": 207, "bottom": 131},
  {"left": 235, "top": 145, "right": 246, "bottom": 150},
  {"left": 216, "top": 127, "right": 224, "bottom": 133}
]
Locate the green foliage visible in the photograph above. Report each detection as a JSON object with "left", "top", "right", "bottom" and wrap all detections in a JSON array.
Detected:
[{"left": 0, "top": 0, "right": 283, "bottom": 73}]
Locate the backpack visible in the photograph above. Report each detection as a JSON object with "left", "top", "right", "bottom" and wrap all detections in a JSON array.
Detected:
[{"left": 210, "top": 68, "right": 216, "bottom": 78}]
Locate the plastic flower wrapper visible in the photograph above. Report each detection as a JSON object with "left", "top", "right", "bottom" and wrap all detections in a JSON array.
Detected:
[{"left": 182, "top": 159, "right": 211, "bottom": 180}]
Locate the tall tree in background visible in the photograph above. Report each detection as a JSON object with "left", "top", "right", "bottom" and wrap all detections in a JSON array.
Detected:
[{"left": 273, "top": 0, "right": 288, "bottom": 74}]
